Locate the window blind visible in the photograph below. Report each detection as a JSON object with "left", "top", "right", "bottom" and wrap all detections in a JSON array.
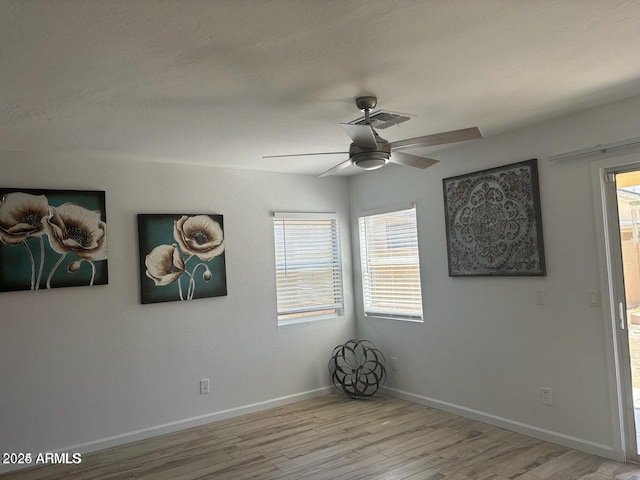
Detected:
[
  {"left": 358, "top": 206, "right": 423, "bottom": 321},
  {"left": 273, "top": 213, "right": 343, "bottom": 323}
]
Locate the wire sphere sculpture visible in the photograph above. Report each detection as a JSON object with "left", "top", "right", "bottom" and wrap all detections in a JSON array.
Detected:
[{"left": 328, "top": 339, "right": 386, "bottom": 399}]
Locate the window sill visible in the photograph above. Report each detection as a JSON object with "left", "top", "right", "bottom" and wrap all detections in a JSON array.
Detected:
[
  {"left": 278, "top": 313, "right": 343, "bottom": 327},
  {"left": 364, "top": 313, "right": 423, "bottom": 323}
]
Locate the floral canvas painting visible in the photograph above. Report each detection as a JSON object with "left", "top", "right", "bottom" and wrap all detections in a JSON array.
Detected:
[
  {"left": 442, "top": 159, "right": 546, "bottom": 276},
  {"left": 138, "top": 214, "right": 227, "bottom": 304},
  {"left": 0, "top": 188, "right": 108, "bottom": 292}
]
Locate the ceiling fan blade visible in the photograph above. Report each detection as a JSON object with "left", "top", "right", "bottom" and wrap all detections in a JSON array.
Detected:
[
  {"left": 318, "top": 159, "right": 353, "bottom": 177},
  {"left": 340, "top": 123, "right": 377, "bottom": 148},
  {"left": 390, "top": 127, "right": 482, "bottom": 151},
  {"left": 263, "top": 151, "right": 348, "bottom": 159},
  {"left": 389, "top": 152, "right": 439, "bottom": 169}
]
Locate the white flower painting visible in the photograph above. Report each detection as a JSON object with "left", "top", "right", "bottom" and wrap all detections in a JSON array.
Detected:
[
  {"left": 138, "top": 213, "right": 227, "bottom": 304},
  {"left": 0, "top": 189, "right": 108, "bottom": 292}
]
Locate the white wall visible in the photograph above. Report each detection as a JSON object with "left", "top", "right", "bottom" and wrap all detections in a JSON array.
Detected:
[
  {"left": 4, "top": 93, "right": 640, "bottom": 469},
  {"left": 0, "top": 153, "right": 355, "bottom": 470},
  {"left": 349, "top": 95, "right": 640, "bottom": 459}
]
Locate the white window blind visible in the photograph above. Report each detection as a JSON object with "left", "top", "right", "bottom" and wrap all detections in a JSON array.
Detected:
[
  {"left": 358, "top": 206, "right": 423, "bottom": 321},
  {"left": 273, "top": 212, "right": 343, "bottom": 324}
]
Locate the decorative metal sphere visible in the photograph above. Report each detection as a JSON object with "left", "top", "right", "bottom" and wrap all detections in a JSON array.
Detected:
[{"left": 328, "top": 339, "right": 386, "bottom": 399}]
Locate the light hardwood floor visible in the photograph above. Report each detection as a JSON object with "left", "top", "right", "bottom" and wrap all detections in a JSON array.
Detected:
[{"left": 3, "top": 394, "right": 640, "bottom": 480}]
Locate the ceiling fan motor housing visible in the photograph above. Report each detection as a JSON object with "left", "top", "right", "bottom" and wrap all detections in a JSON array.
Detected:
[{"left": 349, "top": 137, "right": 391, "bottom": 170}]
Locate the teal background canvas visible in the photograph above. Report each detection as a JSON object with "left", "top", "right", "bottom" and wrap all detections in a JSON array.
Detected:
[
  {"left": 0, "top": 188, "right": 108, "bottom": 292},
  {"left": 137, "top": 214, "right": 227, "bottom": 304}
]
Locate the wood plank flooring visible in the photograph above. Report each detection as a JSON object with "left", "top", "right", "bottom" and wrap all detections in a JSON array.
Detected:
[{"left": 2, "top": 393, "right": 640, "bottom": 479}]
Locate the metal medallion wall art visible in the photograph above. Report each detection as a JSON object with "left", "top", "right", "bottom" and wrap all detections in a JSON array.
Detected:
[
  {"left": 0, "top": 188, "right": 108, "bottom": 292},
  {"left": 329, "top": 339, "right": 386, "bottom": 399},
  {"left": 138, "top": 214, "right": 227, "bottom": 304},
  {"left": 442, "top": 159, "right": 546, "bottom": 276}
]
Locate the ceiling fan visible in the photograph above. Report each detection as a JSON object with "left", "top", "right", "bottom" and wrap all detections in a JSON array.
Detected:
[{"left": 264, "top": 96, "right": 483, "bottom": 177}]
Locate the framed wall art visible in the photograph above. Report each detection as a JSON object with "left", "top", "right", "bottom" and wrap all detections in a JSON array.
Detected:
[
  {"left": 138, "top": 213, "right": 227, "bottom": 304},
  {"left": 442, "top": 159, "right": 546, "bottom": 277},
  {"left": 0, "top": 187, "right": 108, "bottom": 292}
]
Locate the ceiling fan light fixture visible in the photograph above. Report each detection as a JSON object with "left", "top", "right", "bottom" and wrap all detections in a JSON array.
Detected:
[
  {"left": 355, "top": 158, "right": 387, "bottom": 170},
  {"left": 352, "top": 152, "right": 389, "bottom": 170}
]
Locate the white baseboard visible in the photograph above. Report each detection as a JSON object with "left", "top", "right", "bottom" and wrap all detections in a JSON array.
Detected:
[
  {"left": 0, "top": 386, "right": 333, "bottom": 475},
  {"left": 383, "top": 387, "right": 623, "bottom": 462}
]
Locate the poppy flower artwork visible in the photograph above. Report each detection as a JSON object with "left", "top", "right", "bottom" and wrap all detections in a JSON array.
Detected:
[
  {"left": 137, "top": 214, "right": 227, "bottom": 304},
  {"left": 0, "top": 188, "right": 108, "bottom": 292}
]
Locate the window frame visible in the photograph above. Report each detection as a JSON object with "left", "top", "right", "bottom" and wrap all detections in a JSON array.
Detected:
[
  {"left": 273, "top": 212, "right": 344, "bottom": 326},
  {"left": 358, "top": 204, "right": 424, "bottom": 323}
]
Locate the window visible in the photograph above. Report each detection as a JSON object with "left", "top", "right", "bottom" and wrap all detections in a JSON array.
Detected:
[
  {"left": 358, "top": 206, "right": 423, "bottom": 321},
  {"left": 273, "top": 212, "right": 343, "bottom": 325}
]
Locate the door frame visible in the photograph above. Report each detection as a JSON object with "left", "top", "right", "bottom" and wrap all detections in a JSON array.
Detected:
[{"left": 592, "top": 153, "right": 640, "bottom": 463}]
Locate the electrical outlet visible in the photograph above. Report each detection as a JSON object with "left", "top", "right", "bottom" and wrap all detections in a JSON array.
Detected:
[
  {"left": 588, "top": 290, "right": 601, "bottom": 307},
  {"left": 389, "top": 356, "right": 398, "bottom": 372},
  {"left": 200, "top": 379, "right": 210, "bottom": 395},
  {"left": 540, "top": 387, "right": 553, "bottom": 406}
]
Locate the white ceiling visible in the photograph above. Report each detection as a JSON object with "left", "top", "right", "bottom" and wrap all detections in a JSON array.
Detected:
[{"left": 3, "top": 0, "right": 640, "bottom": 176}]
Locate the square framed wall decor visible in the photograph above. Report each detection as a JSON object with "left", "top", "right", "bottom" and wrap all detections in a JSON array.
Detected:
[
  {"left": 442, "top": 159, "right": 546, "bottom": 277},
  {"left": 138, "top": 213, "right": 227, "bottom": 304},
  {"left": 0, "top": 187, "right": 108, "bottom": 292}
]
